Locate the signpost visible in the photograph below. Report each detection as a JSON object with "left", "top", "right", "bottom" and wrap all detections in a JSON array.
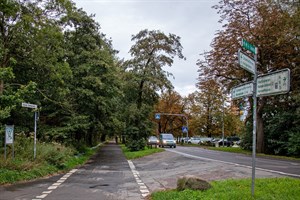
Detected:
[
  {"left": 232, "top": 39, "right": 291, "bottom": 196},
  {"left": 231, "top": 82, "right": 253, "bottom": 100},
  {"left": 238, "top": 50, "right": 256, "bottom": 74},
  {"left": 257, "top": 69, "right": 290, "bottom": 97},
  {"left": 155, "top": 113, "right": 161, "bottom": 120},
  {"left": 22, "top": 102, "right": 38, "bottom": 160},
  {"left": 182, "top": 126, "right": 188, "bottom": 133},
  {"left": 4, "top": 125, "right": 14, "bottom": 159},
  {"left": 242, "top": 39, "right": 257, "bottom": 55},
  {"left": 22, "top": 102, "right": 37, "bottom": 109}
]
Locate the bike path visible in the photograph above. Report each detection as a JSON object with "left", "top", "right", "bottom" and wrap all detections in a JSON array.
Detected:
[{"left": 0, "top": 142, "right": 142, "bottom": 200}]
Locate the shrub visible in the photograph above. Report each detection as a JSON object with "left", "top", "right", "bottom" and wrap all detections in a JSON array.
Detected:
[{"left": 126, "top": 138, "right": 146, "bottom": 151}]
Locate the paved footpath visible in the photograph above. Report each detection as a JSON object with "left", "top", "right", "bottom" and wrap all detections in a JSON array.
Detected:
[{"left": 0, "top": 142, "right": 143, "bottom": 200}]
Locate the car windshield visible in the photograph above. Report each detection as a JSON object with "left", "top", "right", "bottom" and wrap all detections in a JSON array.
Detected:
[
  {"left": 162, "top": 134, "right": 174, "bottom": 140},
  {"left": 149, "top": 136, "right": 157, "bottom": 140}
]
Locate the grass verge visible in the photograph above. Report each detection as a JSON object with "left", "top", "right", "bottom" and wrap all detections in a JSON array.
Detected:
[
  {"left": 205, "top": 146, "right": 300, "bottom": 161},
  {"left": 121, "top": 145, "right": 164, "bottom": 160},
  {"left": 0, "top": 137, "right": 100, "bottom": 185},
  {"left": 151, "top": 177, "right": 300, "bottom": 200}
]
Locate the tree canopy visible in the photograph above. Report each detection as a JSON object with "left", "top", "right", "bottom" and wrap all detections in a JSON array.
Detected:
[{"left": 197, "top": 0, "right": 300, "bottom": 155}]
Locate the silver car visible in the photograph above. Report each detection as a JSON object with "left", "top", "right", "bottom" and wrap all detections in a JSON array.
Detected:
[{"left": 159, "top": 133, "right": 176, "bottom": 148}]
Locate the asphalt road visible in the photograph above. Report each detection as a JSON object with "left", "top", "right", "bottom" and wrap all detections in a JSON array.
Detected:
[
  {"left": 0, "top": 143, "right": 141, "bottom": 200},
  {"left": 167, "top": 146, "right": 300, "bottom": 177},
  {"left": 1, "top": 144, "right": 299, "bottom": 199},
  {"left": 132, "top": 145, "right": 300, "bottom": 193}
]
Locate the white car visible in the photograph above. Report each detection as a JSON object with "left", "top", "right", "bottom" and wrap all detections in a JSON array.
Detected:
[{"left": 188, "top": 138, "right": 201, "bottom": 144}]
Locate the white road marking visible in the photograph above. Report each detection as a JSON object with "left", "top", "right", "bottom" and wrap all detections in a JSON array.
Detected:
[
  {"left": 36, "top": 194, "right": 48, "bottom": 199},
  {"left": 47, "top": 186, "right": 57, "bottom": 190},
  {"left": 42, "top": 191, "right": 52, "bottom": 194},
  {"left": 128, "top": 160, "right": 150, "bottom": 198},
  {"left": 32, "top": 169, "right": 78, "bottom": 200},
  {"left": 167, "top": 149, "right": 300, "bottom": 178}
]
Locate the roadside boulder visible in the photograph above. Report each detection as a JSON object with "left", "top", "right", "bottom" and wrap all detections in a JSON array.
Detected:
[{"left": 177, "top": 175, "right": 212, "bottom": 191}]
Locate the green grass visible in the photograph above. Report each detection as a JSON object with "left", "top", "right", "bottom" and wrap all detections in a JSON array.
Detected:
[
  {"left": 0, "top": 136, "right": 100, "bottom": 185},
  {"left": 205, "top": 146, "right": 300, "bottom": 161},
  {"left": 151, "top": 177, "right": 300, "bottom": 200},
  {"left": 121, "top": 145, "right": 164, "bottom": 160},
  {"left": 206, "top": 146, "right": 252, "bottom": 154}
]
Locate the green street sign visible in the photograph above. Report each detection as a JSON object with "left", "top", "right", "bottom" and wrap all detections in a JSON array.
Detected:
[{"left": 242, "top": 39, "right": 257, "bottom": 55}]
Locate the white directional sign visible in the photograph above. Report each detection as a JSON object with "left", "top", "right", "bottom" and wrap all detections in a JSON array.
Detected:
[
  {"left": 257, "top": 69, "right": 290, "bottom": 97},
  {"left": 22, "top": 102, "right": 37, "bottom": 109},
  {"left": 238, "top": 50, "right": 256, "bottom": 74},
  {"left": 231, "top": 82, "right": 253, "bottom": 100}
]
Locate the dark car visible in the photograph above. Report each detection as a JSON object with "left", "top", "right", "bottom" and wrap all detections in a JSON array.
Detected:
[
  {"left": 159, "top": 133, "right": 176, "bottom": 148},
  {"left": 217, "top": 136, "right": 240, "bottom": 147},
  {"left": 217, "top": 139, "right": 232, "bottom": 147}
]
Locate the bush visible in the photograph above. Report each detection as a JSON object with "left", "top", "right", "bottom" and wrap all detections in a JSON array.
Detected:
[
  {"left": 0, "top": 134, "right": 75, "bottom": 170},
  {"left": 126, "top": 138, "right": 146, "bottom": 151}
]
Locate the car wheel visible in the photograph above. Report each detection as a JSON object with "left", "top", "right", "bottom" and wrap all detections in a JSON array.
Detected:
[{"left": 174, "top": 145, "right": 176, "bottom": 148}]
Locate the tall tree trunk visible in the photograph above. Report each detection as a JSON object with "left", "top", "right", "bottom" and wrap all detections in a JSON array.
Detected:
[
  {"left": 0, "top": 80, "right": 3, "bottom": 94},
  {"left": 256, "top": 98, "right": 266, "bottom": 153},
  {"left": 137, "top": 80, "right": 144, "bottom": 110},
  {"left": 257, "top": 112, "right": 264, "bottom": 153}
]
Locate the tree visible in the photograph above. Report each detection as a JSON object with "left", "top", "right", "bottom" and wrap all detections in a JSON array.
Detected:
[
  {"left": 123, "top": 29, "right": 185, "bottom": 150},
  {"left": 125, "top": 29, "right": 185, "bottom": 109},
  {"left": 154, "top": 90, "right": 185, "bottom": 138},
  {"left": 62, "top": 7, "right": 122, "bottom": 146},
  {"left": 0, "top": 0, "right": 123, "bottom": 149},
  {"left": 197, "top": 0, "right": 299, "bottom": 153},
  {"left": 187, "top": 79, "right": 243, "bottom": 138}
]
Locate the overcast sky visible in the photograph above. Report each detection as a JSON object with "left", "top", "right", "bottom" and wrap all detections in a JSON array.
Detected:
[{"left": 72, "top": 0, "right": 222, "bottom": 97}]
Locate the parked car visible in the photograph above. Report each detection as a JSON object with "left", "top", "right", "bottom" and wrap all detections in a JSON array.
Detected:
[
  {"left": 227, "top": 136, "right": 241, "bottom": 145},
  {"left": 159, "top": 133, "right": 176, "bottom": 148},
  {"left": 188, "top": 137, "right": 201, "bottom": 144},
  {"left": 199, "top": 137, "right": 214, "bottom": 146},
  {"left": 147, "top": 136, "right": 159, "bottom": 145},
  {"left": 217, "top": 139, "right": 232, "bottom": 147},
  {"left": 179, "top": 137, "right": 190, "bottom": 143}
]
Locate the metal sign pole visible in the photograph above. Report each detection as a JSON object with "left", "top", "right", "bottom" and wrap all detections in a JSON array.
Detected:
[
  {"left": 4, "top": 137, "right": 6, "bottom": 160},
  {"left": 251, "top": 52, "right": 258, "bottom": 196},
  {"left": 22, "top": 103, "right": 38, "bottom": 160},
  {"left": 34, "top": 111, "right": 37, "bottom": 160},
  {"left": 185, "top": 116, "right": 189, "bottom": 140}
]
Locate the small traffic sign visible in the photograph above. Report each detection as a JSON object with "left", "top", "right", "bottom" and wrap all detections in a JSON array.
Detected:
[
  {"left": 257, "top": 69, "right": 290, "bottom": 97},
  {"left": 242, "top": 39, "right": 257, "bottom": 55},
  {"left": 22, "top": 102, "right": 37, "bottom": 109},
  {"left": 238, "top": 50, "right": 256, "bottom": 74},
  {"left": 155, "top": 113, "right": 160, "bottom": 120},
  {"left": 182, "top": 126, "right": 188, "bottom": 133},
  {"left": 5, "top": 125, "right": 14, "bottom": 144},
  {"left": 231, "top": 82, "right": 253, "bottom": 100}
]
